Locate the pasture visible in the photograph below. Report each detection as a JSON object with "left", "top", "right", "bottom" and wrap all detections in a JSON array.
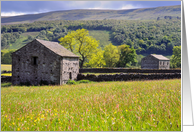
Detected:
[
  {"left": 1, "top": 79, "right": 181, "bottom": 131},
  {"left": 1, "top": 64, "right": 12, "bottom": 72}
]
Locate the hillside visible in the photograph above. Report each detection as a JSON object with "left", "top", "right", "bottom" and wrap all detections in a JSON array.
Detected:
[
  {"left": 1, "top": 5, "right": 181, "bottom": 25},
  {"left": 1, "top": 19, "right": 181, "bottom": 55}
]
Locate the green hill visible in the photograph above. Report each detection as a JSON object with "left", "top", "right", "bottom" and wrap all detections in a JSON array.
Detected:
[{"left": 1, "top": 5, "right": 181, "bottom": 25}]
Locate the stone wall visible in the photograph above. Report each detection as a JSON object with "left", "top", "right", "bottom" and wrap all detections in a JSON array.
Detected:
[
  {"left": 1, "top": 76, "right": 11, "bottom": 83},
  {"left": 77, "top": 73, "right": 181, "bottom": 82},
  {"left": 141, "top": 55, "right": 170, "bottom": 69},
  {"left": 141, "top": 55, "right": 159, "bottom": 69},
  {"left": 12, "top": 40, "right": 61, "bottom": 85},
  {"left": 79, "top": 68, "right": 181, "bottom": 73},
  {"left": 61, "top": 57, "right": 79, "bottom": 84},
  {"left": 159, "top": 60, "right": 170, "bottom": 69}
]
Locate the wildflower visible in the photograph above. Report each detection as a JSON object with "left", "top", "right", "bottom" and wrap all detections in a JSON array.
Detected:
[
  {"left": 41, "top": 115, "right": 44, "bottom": 119},
  {"left": 17, "top": 128, "right": 20, "bottom": 131},
  {"left": 114, "top": 111, "right": 117, "bottom": 114},
  {"left": 12, "top": 122, "right": 15, "bottom": 125},
  {"left": 126, "top": 110, "right": 128, "bottom": 112}
]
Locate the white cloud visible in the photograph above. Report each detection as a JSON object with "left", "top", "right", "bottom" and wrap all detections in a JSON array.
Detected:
[
  {"left": 1, "top": 12, "right": 41, "bottom": 17},
  {"left": 121, "top": 4, "right": 142, "bottom": 10},
  {"left": 1, "top": 12, "right": 26, "bottom": 16}
]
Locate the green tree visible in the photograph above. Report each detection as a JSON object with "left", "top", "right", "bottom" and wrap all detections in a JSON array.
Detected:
[
  {"left": 1, "top": 49, "right": 16, "bottom": 64},
  {"left": 103, "top": 43, "right": 119, "bottom": 67},
  {"left": 59, "top": 28, "right": 100, "bottom": 68},
  {"left": 116, "top": 44, "right": 137, "bottom": 67},
  {"left": 170, "top": 46, "right": 181, "bottom": 68},
  {"left": 85, "top": 48, "right": 105, "bottom": 68}
]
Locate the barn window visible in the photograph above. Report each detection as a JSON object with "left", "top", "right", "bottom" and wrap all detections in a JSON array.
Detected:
[{"left": 32, "top": 57, "right": 38, "bottom": 65}]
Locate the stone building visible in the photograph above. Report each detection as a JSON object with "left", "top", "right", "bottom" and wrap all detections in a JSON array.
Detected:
[
  {"left": 141, "top": 54, "right": 170, "bottom": 69},
  {"left": 12, "top": 39, "right": 79, "bottom": 85}
]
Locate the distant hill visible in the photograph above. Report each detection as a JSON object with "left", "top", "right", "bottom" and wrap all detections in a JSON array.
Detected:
[{"left": 1, "top": 5, "right": 181, "bottom": 25}]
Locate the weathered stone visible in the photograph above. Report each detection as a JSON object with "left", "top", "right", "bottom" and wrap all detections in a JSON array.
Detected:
[
  {"left": 141, "top": 54, "right": 170, "bottom": 69},
  {"left": 12, "top": 39, "right": 79, "bottom": 85}
]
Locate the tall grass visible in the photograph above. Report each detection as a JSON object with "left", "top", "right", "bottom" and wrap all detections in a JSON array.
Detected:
[{"left": 1, "top": 79, "right": 181, "bottom": 131}]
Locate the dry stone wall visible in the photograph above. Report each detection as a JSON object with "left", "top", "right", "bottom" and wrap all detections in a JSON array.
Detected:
[
  {"left": 77, "top": 73, "right": 181, "bottom": 82},
  {"left": 79, "top": 68, "right": 181, "bottom": 73}
]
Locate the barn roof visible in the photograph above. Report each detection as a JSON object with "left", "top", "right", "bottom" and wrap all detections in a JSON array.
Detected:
[
  {"left": 150, "top": 54, "right": 170, "bottom": 60},
  {"left": 36, "top": 39, "right": 79, "bottom": 58}
]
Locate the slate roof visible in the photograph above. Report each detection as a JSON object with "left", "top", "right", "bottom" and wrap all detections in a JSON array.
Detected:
[
  {"left": 36, "top": 39, "right": 79, "bottom": 58},
  {"left": 150, "top": 54, "right": 170, "bottom": 60}
]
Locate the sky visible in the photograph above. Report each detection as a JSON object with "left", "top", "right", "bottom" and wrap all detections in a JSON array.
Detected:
[{"left": 1, "top": 1, "right": 181, "bottom": 16}]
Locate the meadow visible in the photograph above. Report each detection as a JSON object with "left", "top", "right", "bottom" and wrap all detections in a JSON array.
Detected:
[
  {"left": 1, "top": 79, "right": 181, "bottom": 131},
  {"left": 1, "top": 64, "right": 12, "bottom": 72}
]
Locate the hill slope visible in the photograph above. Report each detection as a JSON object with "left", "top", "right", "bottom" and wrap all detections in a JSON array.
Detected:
[{"left": 1, "top": 5, "right": 181, "bottom": 25}]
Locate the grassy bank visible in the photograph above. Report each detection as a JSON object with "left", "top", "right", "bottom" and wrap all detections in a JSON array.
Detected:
[{"left": 1, "top": 79, "right": 181, "bottom": 131}]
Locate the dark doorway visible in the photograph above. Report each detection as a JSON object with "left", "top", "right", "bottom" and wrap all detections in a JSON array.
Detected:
[
  {"left": 69, "top": 72, "right": 72, "bottom": 80},
  {"left": 33, "top": 57, "right": 38, "bottom": 65}
]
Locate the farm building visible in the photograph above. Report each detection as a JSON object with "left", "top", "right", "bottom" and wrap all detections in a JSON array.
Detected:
[
  {"left": 141, "top": 54, "right": 170, "bottom": 69},
  {"left": 12, "top": 39, "right": 79, "bottom": 85}
]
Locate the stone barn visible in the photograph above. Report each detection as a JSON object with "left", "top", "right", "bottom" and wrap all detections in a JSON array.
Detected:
[
  {"left": 12, "top": 39, "right": 79, "bottom": 85},
  {"left": 141, "top": 54, "right": 170, "bottom": 69}
]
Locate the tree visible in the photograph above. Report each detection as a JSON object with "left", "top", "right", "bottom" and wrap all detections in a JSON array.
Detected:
[
  {"left": 116, "top": 44, "right": 137, "bottom": 67},
  {"left": 85, "top": 48, "right": 105, "bottom": 68},
  {"left": 170, "top": 46, "right": 181, "bottom": 68},
  {"left": 103, "top": 43, "right": 119, "bottom": 67},
  {"left": 59, "top": 28, "right": 100, "bottom": 68}
]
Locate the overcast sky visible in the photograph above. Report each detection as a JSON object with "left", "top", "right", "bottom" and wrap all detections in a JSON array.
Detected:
[{"left": 1, "top": 1, "right": 181, "bottom": 16}]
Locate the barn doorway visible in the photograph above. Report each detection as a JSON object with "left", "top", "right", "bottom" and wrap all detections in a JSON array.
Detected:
[{"left": 69, "top": 72, "right": 72, "bottom": 80}]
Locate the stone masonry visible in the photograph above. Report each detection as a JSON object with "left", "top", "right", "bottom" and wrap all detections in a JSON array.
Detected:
[
  {"left": 141, "top": 54, "right": 170, "bottom": 69},
  {"left": 12, "top": 39, "right": 79, "bottom": 85}
]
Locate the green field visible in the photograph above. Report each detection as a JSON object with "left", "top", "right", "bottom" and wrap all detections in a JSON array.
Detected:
[
  {"left": 7, "top": 30, "right": 111, "bottom": 50},
  {"left": 1, "top": 79, "right": 181, "bottom": 131},
  {"left": 88, "top": 30, "right": 112, "bottom": 49},
  {"left": 1, "top": 64, "right": 12, "bottom": 72},
  {"left": 8, "top": 32, "right": 39, "bottom": 50}
]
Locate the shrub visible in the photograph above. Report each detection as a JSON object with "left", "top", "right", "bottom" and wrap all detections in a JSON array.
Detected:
[
  {"left": 77, "top": 80, "right": 91, "bottom": 84},
  {"left": 66, "top": 79, "right": 77, "bottom": 85}
]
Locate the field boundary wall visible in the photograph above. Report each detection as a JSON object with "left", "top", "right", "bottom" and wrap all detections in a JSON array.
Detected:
[
  {"left": 79, "top": 68, "right": 181, "bottom": 73},
  {"left": 77, "top": 73, "right": 181, "bottom": 82}
]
